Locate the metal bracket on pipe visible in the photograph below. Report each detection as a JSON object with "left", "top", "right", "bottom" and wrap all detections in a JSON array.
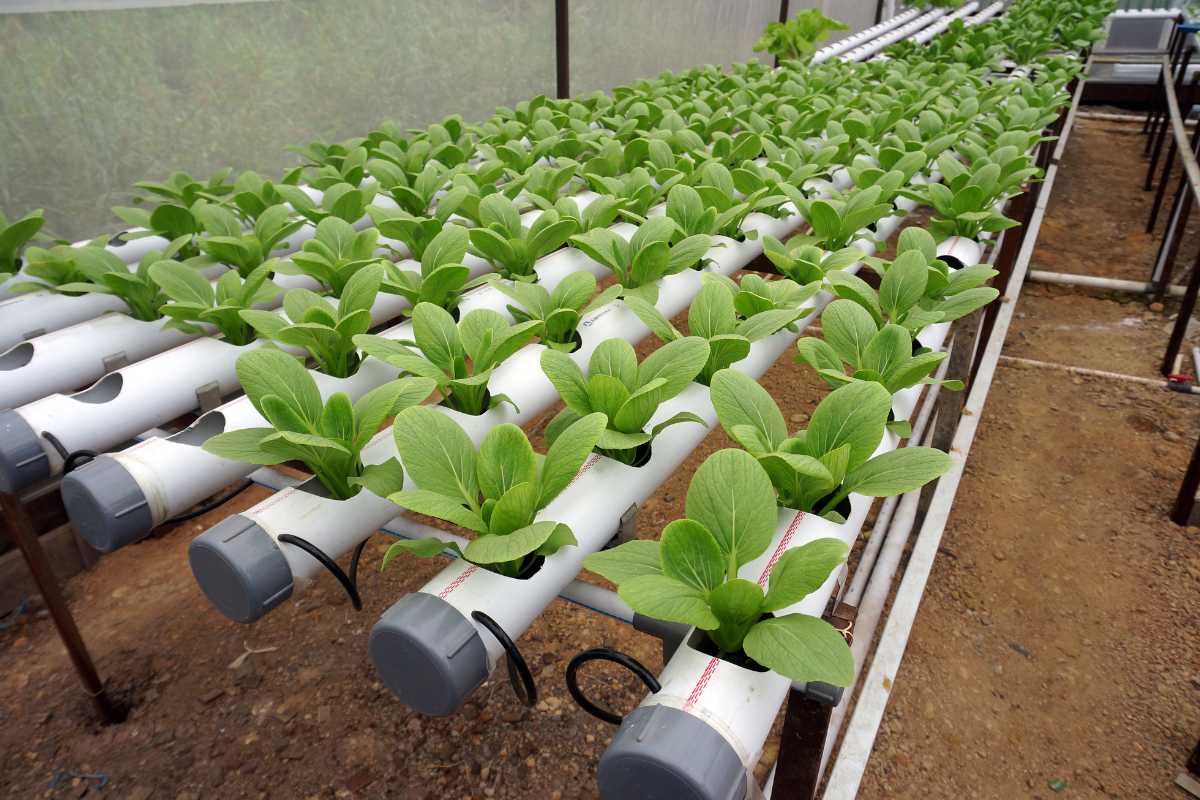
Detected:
[
  {"left": 616, "top": 503, "right": 638, "bottom": 545},
  {"left": 792, "top": 680, "right": 844, "bottom": 707},
  {"left": 195, "top": 381, "right": 223, "bottom": 415},
  {"left": 101, "top": 351, "right": 129, "bottom": 373}
]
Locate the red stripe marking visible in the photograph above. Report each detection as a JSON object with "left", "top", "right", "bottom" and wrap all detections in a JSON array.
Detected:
[
  {"left": 566, "top": 453, "right": 601, "bottom": 488},
  {"left": 757, "top": 511, "right": 805, "bottom": 588},
  {"left": 438, "top": 564, "right": 478, "bottom": 599},
  {"left": 683, "top": 656, "right": 720, "bottom": 712}
]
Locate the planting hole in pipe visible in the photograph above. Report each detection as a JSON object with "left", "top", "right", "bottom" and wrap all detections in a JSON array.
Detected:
[
  {"left": 0, "top": 342, "right": 34, "bottom": 371},
  {"left": 171, "top": 412, "right": 227, "bottom": 446},
  {"left": 72, "top": 373, "right": 124, "bottom": 404}
]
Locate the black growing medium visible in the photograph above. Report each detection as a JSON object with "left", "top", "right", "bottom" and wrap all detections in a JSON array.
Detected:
[
  {"left": 598, "top": 441, "right": 653, "bottom": 468},
  {"left": 690, "top": 625, "right": 770, "bottom": 673}
]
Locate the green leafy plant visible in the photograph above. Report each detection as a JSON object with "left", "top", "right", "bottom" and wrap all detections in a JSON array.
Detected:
[
  {"left": 795, "top": 186, "right": 893, "bottom": 250},
  {"left": 369, "top": 159, "right": 452, "bottom": 217},
  {"left": 9, "top": 244, "right": 115, "bottom": 295},
  {"left": 537, "top": 194, "right": 626, "bottom": 234},
  {"left": 585, "top": 167, "right": 682, "bottom": 219},
  {"left": 223, "top": 170, "right": 301, "bottom": 223},
  {"left": 354, "top": 302, "right": 539, "bottom": 416},
  {"left": 201, "top": 348, "right": 435, "bottom": 500},
  {"left": 278, "top": 217, "right": 386, "bottom": 295},
  {"left": 196, "top": 204, "right": 303, "bottom": 277},
  {"left": 467, "top": 194, "right": 578, "bottom": 282},
  {"left": 491, "top": 271, "right": 622, "bottom": 352},
  {"left": 710, "top": 370, "right": 952, "bottom": 520},
  {"left": 151, "top": 262, "right": 280, "bottom": 345},
  {"left": 624, "top": 279, "right": 811, "bottom": 385},
  {"left": 240, "top": 265, "right": 383, "bottom": 377},
  {"left": 568, "top": 217, "right": 712, "bottom": 303},
  {"left": 829, "top": 227, "right": 1000, "bottom": 336},
  {"left": 376, "top": 223, "right": 481, "bottom": 315},
  {"left": 761, "top": 236, "right": 864, "bottom": 285},
  {"left": 112, "top": 201, "right": 205, "bottom": 258},
  {"left": 795, "top": 298, "right": 960, "bottom": 406},
  {"left": 540, "top": 336, "right": 710, "bottom": 465},
  {"left": 0, "top": 209, "right": 45, "bottom": 275},
  {"left": 754, "top": 9, "right": 849, "bottom": 62},
  {"left": 50, "top": 239, "right": 192, "bottom": 321},
  {"left": 584, "top": 448, "right": 853, "bottom": 684},
  {"left": 376, "top": 408, "right": 607, "bottom": 578},
  {"left": 367, "top": 196, "right": 468, "bottom": 263},
  {"left": 277, "top": 181, "right": 377, "bottom": 225},
  {"left": 902, "top": 152, "right": 1032, "bottom": 240}
]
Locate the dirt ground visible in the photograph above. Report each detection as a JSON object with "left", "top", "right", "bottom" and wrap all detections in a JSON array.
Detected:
[{"left": 1, "top": 117, "right": 1198, "bottom": 800}]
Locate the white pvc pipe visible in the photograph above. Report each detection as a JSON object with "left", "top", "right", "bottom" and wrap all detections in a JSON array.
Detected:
[
  {"left": 811, "top": 8, "right": 923, "bottom": 64},
  {"left": 6, "top": 285, "right": 412, "bottom": 483},
  {"left": 910, "top": 2, "right": 980, "bottom": 45},
  {"left": 1028, "top": 269, "right": 1188, "bottom": 297},
  {"left": 842, "top": 9, "right": 948, "bottom": 61}
]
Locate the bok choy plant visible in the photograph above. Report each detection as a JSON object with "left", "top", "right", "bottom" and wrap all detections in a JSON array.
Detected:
[
  {"left": 151, "top": 263, "right": 280, "bottom": 345},
  {"left": 0, "top": 209, "right": 45, "bottom": 275},
  {"left": 568, "top": 217, "right": 712, "bottom": 303},
  {"left": 201, "top": 348, "right": 436, "bottom": 500},
  {"left": 46, "top": 240, "right": 191, "bottom": 321},
  {"left": 490, "top": 271, "right": 621, "bottom": 351},
  {"left": 710, "top": 370, "right": 952, "bottom": 520},
  {"left": 375, "top": 408, "right": 607, "bottom": 578},
  {"left": 278, "top": 217, "right": 386, "bottom": 295},
  {"left": 376, "top": 223, "right": 481, "bottom": 315},
  {"left": 467, "top": 194, "right": 578, "bottom": 282},
  {"left": 761, "top": 236, "right": 864, "bottom": 285},
  {"left": 623, "top": 278, "right": 812, "bottom": 385},
  {"left": 354, "top": 302, "right": 539, "bottom": 416},
  {"left": 794, "top": 298, "right": 960, "bottom": 412},
  {"left": 540, "top": 336, "right": 710, "bottom": 465},
  {"left": 584, "top": 448, "right": 854, "bottom": 684},
  {"left": 829, "top": 227, "right": 999, "bottom": 336},
  {"left": 754, "top": 9, "right": 849, "bottom": 63},
  {"left": 240, "top": 264, "right": 383, "bottom": 377},
  {"left": 196, "top": 204, "right": 303, "bottom": 277},
  {"left": 795, "top": 186, "right": 894, "bottom": 250}
]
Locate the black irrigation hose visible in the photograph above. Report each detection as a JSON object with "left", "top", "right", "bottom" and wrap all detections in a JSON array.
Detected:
[
  {"left": 277, "top": 533, "right": 364, "bottom": 611},
  {"left": 162, "top": 480, "right": 254, "bottom": 524},
  {"left": 565, "top": 647, "right": 662, "bottom": 725},
  {"left": 40, "top": 431, "right": 97, "bottom": 474},
  {"left": 471, "top": 610, "right": 537, "bottom": 708}
]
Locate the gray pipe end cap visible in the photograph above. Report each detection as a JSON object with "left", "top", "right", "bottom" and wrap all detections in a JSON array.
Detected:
[
  {"left": 0, "top": 409, "right": 49, "bottom": 494},
  {"left": 369, "top": 592, "right": 489, "bottom": 716},
  {"left": 599, "top": 705, "right": 747, "bottom": 800},
  {"left": 189, "top": 515, "right": 293, "bottom": 624},
  {"left": 60, "top": 456, "right": 153, "bottom": 553}
]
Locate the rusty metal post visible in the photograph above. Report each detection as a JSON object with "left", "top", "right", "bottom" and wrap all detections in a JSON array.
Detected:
[
  {"left": 772, "top": 602, "right": 856, "bottom": 799},
  {"left": 1162, "top": 244, "right": 1200, "bottom": 379},
  {"left": 774, "top": 0, "right": 790, "bottom": 68},
  {"left": 1173, "top": 428, "right": 1200, "bottom": 526},
  {"left": 0, "top": 492, "right": 117, "bottom": 724},
  {"left": 555, "top": 0, "right": 569, "bottom": 100}
]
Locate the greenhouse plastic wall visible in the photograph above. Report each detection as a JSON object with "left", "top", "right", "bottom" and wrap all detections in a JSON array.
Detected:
[
  {"left": 0, "top": 0, "right": 555, "bottom": 242},
  {"left": 568, "top": 0, "right": 880, "bottom": 96},
  {"left": 0, "top": 0, "right": 884, "bottom": 242}
]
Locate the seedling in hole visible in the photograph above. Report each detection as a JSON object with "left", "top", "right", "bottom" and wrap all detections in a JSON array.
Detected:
[
  {"left": 240, "top": 264, "right": 384, "bottom": 378},
  {"left": 540, "top": 336, "right": 710, "bottom": 465},
  {"left": 354, "top": 302, "right": 539, "bottom": 416},
  {"left": 202, "top": 348, "right": 435, "bottom": 500},
  {"left": 710, "top": 370, "right": 951, "bottom": 520},
  {"left": 373, "top": 408, "right": 607, "bottom": 578},
  {"left": 585, "top": 448, "right": 854, "bottom": 684}
]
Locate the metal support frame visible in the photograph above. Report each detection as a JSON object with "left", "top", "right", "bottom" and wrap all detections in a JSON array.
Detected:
[
  {"left": 0, "top": 491, "right": 117, "bottom": 724},
  {"left": 555, "top": 0, "right": 569, "bottom": 99}
]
